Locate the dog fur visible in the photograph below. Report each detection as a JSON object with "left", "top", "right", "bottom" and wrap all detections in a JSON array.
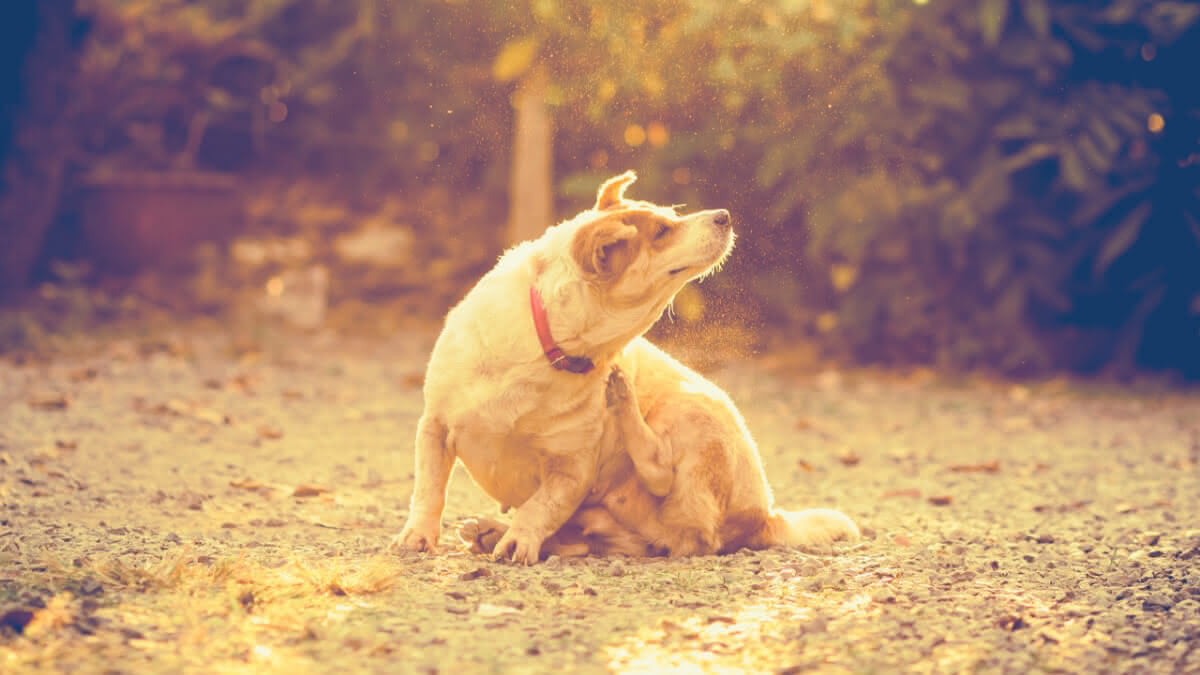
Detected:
[{"left": 394, "top": 171, "right": 858, "bottom": 563}]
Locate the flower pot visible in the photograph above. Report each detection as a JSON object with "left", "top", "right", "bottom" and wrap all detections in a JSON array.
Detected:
[{"left": 77, "top": 170, "right": 243, "bottom": 274}]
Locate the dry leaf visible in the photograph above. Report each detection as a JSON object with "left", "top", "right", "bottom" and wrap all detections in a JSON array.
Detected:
[
  {"left": 882, "top": 488, "right": 922, "bottom": 499},
  {"left": 193, "top": 408, "right": 226, "bottom": 425},
  {"left": 928, "top": 495, "right": 954, "bottom": 506},
  {"left": 230, "top": 478, "right": 267, "bottom": 490},
  {"left": 68, "top": 368, "right": 98, "bottom": 382},
  {"left": 293, "top": 484, "right": 329, "bottom": 498},
  {"left": 837, "top": 449, "right": 861, "bottom": 466},
  {"left": 28, "top": 394, "right": 69, "bottom": 411},
  {"left": 948, "top": 461, "right": 1000, "bottom": 473},
  {"left": 257, "top": 425, "right": 284, "bottom": 440},
  {"left": 796, "top": 459, "right": 814, "bottom": 472}
]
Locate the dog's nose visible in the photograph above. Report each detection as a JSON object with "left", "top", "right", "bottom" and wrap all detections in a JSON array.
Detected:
[{"left": 713, "top": 210, "right": 730, "bottom": 226}]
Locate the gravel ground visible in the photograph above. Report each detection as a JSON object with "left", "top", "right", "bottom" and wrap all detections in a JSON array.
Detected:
[{"left": 1, "top": 322, "right": 1198, "bottom": 674}]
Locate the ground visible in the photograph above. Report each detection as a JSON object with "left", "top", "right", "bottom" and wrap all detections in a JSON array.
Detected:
[{"left": 1, "top": 318, "right": 1198, "bottom": 674}]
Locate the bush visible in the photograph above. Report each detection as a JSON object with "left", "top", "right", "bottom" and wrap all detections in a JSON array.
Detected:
[
  {"left": 74, "top": 0, "right": 1200, "bottom": 377},
  {"left": 496, "top": 0, "right": 1200, "bottom": 376}
]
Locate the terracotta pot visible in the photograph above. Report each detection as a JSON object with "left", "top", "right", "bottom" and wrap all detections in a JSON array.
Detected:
[{"left": 77, "top": 170, "right": 243, "bottom": 273}]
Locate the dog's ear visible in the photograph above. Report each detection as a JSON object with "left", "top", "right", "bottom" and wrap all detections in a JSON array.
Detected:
[
  {"left": 594, "top": 171, "right": 637, "bottom": 211},
  {"left": 571, "top": 216, "right": 640, "bottom": 279}
]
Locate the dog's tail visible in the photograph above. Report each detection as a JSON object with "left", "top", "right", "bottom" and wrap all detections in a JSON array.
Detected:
[{"left": 756, "top": 508, "right": 860, "bottom": 550}]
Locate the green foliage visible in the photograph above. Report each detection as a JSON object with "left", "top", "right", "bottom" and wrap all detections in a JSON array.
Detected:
[
  {"left": 78, "top": 0, "right": 1200, "bottom": 375},
  {"left": 497, "top": 0, "right": 1200, "bottom": 375}
]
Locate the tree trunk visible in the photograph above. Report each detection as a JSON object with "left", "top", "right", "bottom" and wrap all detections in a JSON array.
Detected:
[
  {"left": 506, "top": 65, "right": 554, "bottom": 246},
  {"left": 0, "top": 0, "right": 81, "bottom": 301}
]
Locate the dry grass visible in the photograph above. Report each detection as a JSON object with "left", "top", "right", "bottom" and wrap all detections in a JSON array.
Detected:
[{"left": 2, "top": 550, "right": 412, "bottom": 673}]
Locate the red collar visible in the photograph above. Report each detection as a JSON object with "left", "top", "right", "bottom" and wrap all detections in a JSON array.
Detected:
[{"left": 529, "top": 286, "right": 594, "bottom": 374}]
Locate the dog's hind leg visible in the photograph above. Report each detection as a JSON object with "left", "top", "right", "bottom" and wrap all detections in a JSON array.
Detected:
[
  {"left": 753, "top": 508, "right": 860, "bottom": 552},
  {"left": 606, "top": 366, "right": 674, "bottom": 497}
]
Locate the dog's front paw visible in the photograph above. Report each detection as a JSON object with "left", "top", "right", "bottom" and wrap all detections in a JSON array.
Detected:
[
  {"left": 390, "top": 520, "right": 442, "bottom": 554},
  {"left": 491, "top": 526, "right": 544, "bottom": 565},
  {"left": 606, "top": 365, "right": 633, "bottom": 410},
  {"left": 457, "top": 517, "right": 507, "bottom": 554}
]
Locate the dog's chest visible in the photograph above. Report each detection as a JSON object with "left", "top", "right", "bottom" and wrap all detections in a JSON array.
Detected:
[{"left": 443, "top": 375, "right": 607, "bottom": 509}]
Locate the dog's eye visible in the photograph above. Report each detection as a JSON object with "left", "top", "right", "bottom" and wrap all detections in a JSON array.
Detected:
[{"left": 653, "top": 224, "right": 671, "bottom": 240}]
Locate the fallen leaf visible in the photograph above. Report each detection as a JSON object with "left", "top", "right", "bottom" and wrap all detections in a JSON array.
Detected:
[
  {"left": 68, "top": 368, "right": 98, "bottom": 382},
  {"left": 893, "top": 535, "right": 911, "bottom": 547},
  {"left": 928, "top": 495, "right": 954, "bottom": 506},
  {"left": 837, "top": 449, "right": 861, "bottom": 466},
  {"left": 293, "top": 484, "right": 329, "bottom": 498},
  {"left": 193, "top": 408, "right": 226, "bottom": 425},
  {"left": 257, "top": 425, "right": 284, "bottom": 440},
  {"left": 28, "top": 394, "right": 69, "bottom": 411},
  {"left": 1115, "top": 503, "right": 1138, "bottom": 514},
  {"left": 998, "top": 615, "right": 1028, "bottom": 631},
  {"left": 882, "top": 488, "right": 922, "bottom": 499},
  {"left": 230, "top": 478, "right": 268, "bottom": 490},
  {"left": 948, "top": 461, "right": 1000, "bottom": 473},
  {"left": 165, "top": 399, "right": 190, "bottom": 416},
  {"left": 796, "top": 459, "right": 814, "bottom": 472}
]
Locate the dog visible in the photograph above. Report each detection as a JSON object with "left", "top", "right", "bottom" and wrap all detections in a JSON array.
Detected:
[{"left": 394, "top": 171, "right": 858, "bottom": 563}]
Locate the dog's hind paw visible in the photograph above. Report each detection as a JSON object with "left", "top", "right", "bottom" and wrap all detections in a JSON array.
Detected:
[
  {"left": 605, "top": 365, "right": 634, "bottom": 410},
  {"left": 456, "top": 517, "right": 507, "bottom": 554},
  {"left": 773, "top": 508, "right": 861, "bottom": 551}
]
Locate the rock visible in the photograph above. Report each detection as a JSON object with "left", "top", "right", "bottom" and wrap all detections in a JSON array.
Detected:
[
  {"left": 1142, "top": 597, "right": 1173, "bottom": 612},
  {"left": 458, "top": 567, "right": 491, "bottom": 581}
]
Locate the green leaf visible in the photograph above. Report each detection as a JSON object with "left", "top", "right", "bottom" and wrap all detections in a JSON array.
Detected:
[
  {"left": 1094, "top": 201, "right": 1151, "bottom": 278},
  {"left": 1029, "top": 274, "right": 1072, "bottom": 312},
  {"left": 980, "top": 0, "right": 1010, "bottom": 47},
  {"left": 1058, "top": 148, "right": 1090, "bottom": 191},
  {"left": 1000, "top": 143, "right": 1056, "bottom": 172},
  {"left": 993, "top": 116, "right": 1038, "bottom": 140},
  {"left": 1069, "top": 177, "right": 1153, "bottom": 228},
  {"left": 1144, "top": 2, "right": 1200, "bottom": 42},
  {"left": 1076, "top": 133, "right": 1110, "bottom": 173},
  {"left": 1087, "top": 115, "right": 1122, "bottom": 155},
  {"left": 982, "top": 254, "right": 1009, "bottom": 291},
  {"left": 996, "top": 280, "right": 1027, "bottom": 320},
  {"left": 1021, "top": 0, "right": 1051, "bottom": 37}
]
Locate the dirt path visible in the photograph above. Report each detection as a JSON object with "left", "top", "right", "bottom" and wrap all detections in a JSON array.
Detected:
[{"left": 2, "top": 323, "right": 1198, "bottom": 673}]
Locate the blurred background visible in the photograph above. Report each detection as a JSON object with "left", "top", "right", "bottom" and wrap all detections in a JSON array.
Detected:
[{"left": 0, "top": 0, "right": 1197, "bottom": 379}]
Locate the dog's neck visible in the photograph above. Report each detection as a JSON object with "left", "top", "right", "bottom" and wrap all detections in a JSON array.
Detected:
[
  {"left": 529, "top": 254, "right": 666, "bottom": 371},
  {"left": 529, "top": 285, "right": 594, "bottom": 374}
]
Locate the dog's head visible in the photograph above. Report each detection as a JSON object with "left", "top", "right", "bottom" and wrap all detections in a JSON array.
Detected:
[{"left": 566, "top": 170, "right": 734, "bottom": 327}]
